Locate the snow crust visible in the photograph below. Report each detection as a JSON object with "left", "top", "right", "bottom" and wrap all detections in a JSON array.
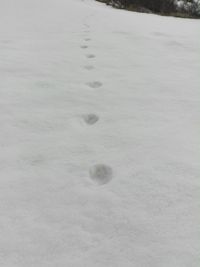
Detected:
[{"left": 0, "top": 0, "right": 199, "bottom": 266}]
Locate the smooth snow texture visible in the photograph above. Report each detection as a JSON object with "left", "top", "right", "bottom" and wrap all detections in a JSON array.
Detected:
[{"left": 0, "top": 0, "right": 199, "bottom": 266}]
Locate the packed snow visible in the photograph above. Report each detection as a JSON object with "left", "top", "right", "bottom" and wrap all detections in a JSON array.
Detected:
[{"left": 0, "top": 0, "right": 199, "bottom": 266}]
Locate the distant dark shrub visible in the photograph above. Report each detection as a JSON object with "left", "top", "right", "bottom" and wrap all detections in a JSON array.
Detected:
[{"left": 97, "top": 0, "right": 200, "bottom": 17}]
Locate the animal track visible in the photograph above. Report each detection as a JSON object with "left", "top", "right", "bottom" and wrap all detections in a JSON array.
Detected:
[
  {"left": 83, "top": 114, "right": 99, "bottom": 125},
  {"left": 86, "top": 81, "right": 102, "bottom": 89},
  {"left": 81, "top": 45, "right": 88, "bottom": 49},
  {"left": 86, "top": 54, "right": 95, "bottom": 59},
  {"left": 84, "top": 65, "right": 94, "bottom": 70},
  {"left": 89, "top": 164, "right": 113, "bottom": 185}
]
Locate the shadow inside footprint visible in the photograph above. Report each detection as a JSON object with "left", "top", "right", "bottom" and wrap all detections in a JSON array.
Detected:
[
  {"left": 85, "top": 38, "right": 91, "bottom": 41},
  {"left": 83, "top": 114, "right": 99, "bottom": 125},
  {"left": 81, "top": 45, "right": 88, "bottom": 49},
  {"left": 89, "top": 164, "right": 113, "bottom": 185},
  {"left": 86, "top": 54, "right": 95, "bottom": 59},
  {"left": 86, "top": 81, "right": 102, "bottom": 88},
  {"left": 84, "top": 65, "right": 94, "bottom": 70}
]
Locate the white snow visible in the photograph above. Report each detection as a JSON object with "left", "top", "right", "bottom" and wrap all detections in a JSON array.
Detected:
[{"left": 0, "top": 0, "right": 199, "bottom": 266}]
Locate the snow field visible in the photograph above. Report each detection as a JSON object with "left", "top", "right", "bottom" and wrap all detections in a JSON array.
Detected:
[{"left": 0, "top": 0, "right": 199, "bottom": 266}]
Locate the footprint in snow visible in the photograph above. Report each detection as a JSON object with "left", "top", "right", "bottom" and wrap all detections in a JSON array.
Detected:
[
  {"left": 81, "top": 45, "right": 88, "bottom": 49},
  {"left": 84, "top": 65, "right": 94, "bottom": 70},
  {"left": 86, "top": 81, "right": 102, "bottom": 89},
  {"left": 85, "top": 38, "right": 91, "bottom": 41},
  {"left": 84, "top": 23, "right": 90, "bottom": 29},
  {"left": 83, "top": 114, "right": 99, "bottom": 125},
  {"left": 1, "top": 40, "right": 12, "bottom": 44},
  {"left": 153, "top": 31, "right": 169, "bottom": 37},
  {"left": 86, "top": 54, "right": 95, "bottom": 59},
  {"left": 89, "top": 164, "right": 113, "bottom": 185}
]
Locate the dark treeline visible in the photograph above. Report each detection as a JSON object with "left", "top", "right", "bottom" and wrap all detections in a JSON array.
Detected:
[{"left": 97, "top": 0, "right": 200, "bottom": 18}]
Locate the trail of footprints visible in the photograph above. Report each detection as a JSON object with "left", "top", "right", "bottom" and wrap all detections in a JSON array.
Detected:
[{"left": 79, "top": 23, "right": 113, "bottom": 185}]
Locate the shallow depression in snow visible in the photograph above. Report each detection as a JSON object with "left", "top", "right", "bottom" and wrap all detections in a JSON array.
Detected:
[
  {"left": 86, "top": 81, "right": 102, "bottom": 88},
  {"left": 80, "top": 45, "right": 88, "bottom": 49},
  {"left": 83, "top": 114, "right": 99, "bottom": 125},
  {"left": 89, "top": 164, "right": 113, "bottom": 185},
  {"left": 84, "top": 65, "right": 94, "bottom": 70},
  {"left": 86, "top": 54, "right": 95, "bottom": 58}
]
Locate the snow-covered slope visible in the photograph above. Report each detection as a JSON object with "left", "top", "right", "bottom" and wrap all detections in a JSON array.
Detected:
[{"left": 0, "top": 0, "right": 199, "bottom": 266}]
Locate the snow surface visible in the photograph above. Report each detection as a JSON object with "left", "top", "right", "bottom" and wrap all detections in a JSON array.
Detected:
[{"left": 0, "top": 0, "right": 199, "bottom": 266}]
